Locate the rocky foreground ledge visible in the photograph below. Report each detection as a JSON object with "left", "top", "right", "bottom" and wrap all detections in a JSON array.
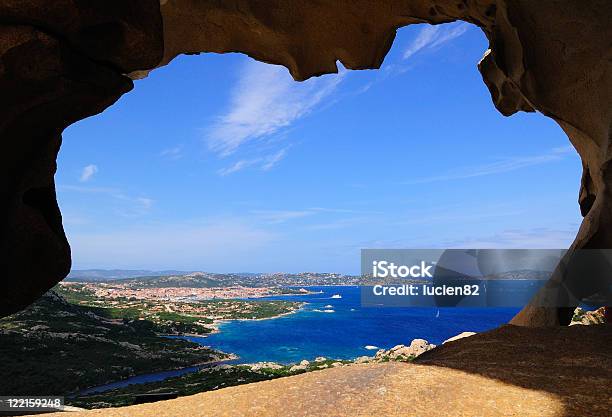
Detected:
[{"left": 41, "top": 323, "right": 611, "bottom": 417}]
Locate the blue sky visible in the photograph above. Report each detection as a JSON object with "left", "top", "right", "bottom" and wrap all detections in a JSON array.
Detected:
[{"left": 57, "top": 22, "right": 582, "bottom": 274}]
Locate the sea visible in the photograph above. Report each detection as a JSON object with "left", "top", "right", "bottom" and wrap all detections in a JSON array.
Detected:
[
  {"left": 182, "top": 285, "right": 518, "bottom": 364},
  {"left": 79, "top": 285, "right": 518, "bottom": 394}
]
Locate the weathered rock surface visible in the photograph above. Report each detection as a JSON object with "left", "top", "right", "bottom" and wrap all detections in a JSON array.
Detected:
[
  {"left": 0, "top": 2, "right": 162, "bottom": 316},
  {"left": 1, "top": 1, "right": 611, "bottom": 321},
  {"left": 0, "top": 24, "right": 134, "bottom": 316},
  {"left": 442, "top": 331, "right": 476, "bottom": 344},
  {"left": 40, "top": 324, "right": 612, "bottom": 417},
  {"left": 289, "top": 360, "right": 311, "bottom": 372},
  {"left": 247, "top": 362, "right": 283, "bottom": 371},
  {"left": 0, "top": 0, "right": 163, "bottom": 72},
  {"left": 375, "top": 338, "right": 437, "bottom": 360}
]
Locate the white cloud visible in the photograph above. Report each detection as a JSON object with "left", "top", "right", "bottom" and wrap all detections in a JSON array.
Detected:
[
  {"left": 403, "top": 22, "right": 470, "bottom": 60},
  {"left": 354, "top": 225, "right": 578, "bottom": 251},
  {"left": 206, "top": 59, "right": 345, "bottom": 157},
  {"left": 305, "top": 216, "right": 372, "bottom": 231},
  {"left": 399, "top": 207, "right": 527, "bottom": 226},
  {"left": 261, "top": 148, "right": 289, "bottom": 171},
  {"left": 251, "top": 210, "right": 317, "bottom": 224},
  {"left": 58, "top": 184, "right": 154, "bottom": 216},
  {"left": 440, "top": 227, "right": 578, "bottom": 249},
  {"left": 250, "top": 207, "right": 374, "bottom": 225},
  {"left": 217, "top": 159, "right": 260, "bottom": 176},
  {"left": 217, "top": 148, "right": 291, "bottom": 176},
  {"left": 160, "top": 145, "right": 184, "bottom": 160},
  {"left": 403, "top": 146, "right": 575, "bottom": 184},
  {"left": 79, "top": 164, "right": 98, "bottom": 182}
]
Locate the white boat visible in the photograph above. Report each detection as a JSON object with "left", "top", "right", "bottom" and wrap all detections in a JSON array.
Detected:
[{"left": 331, "top": 294, "right": 342, "bottom": 299}]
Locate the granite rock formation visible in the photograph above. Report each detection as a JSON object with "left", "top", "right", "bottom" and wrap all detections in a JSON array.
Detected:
[
  {"left": 0, "top": 0, "right": 163, "bottom": 316},
  {"left": 1, "top": 1, "right": 610, "bottom": 322}
]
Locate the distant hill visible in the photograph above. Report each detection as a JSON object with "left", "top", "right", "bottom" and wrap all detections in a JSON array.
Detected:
[
  {"left": 66, "top": 269, "right": 194, "bottom": 281},
  {"left": 67, "top": 270, "right": 367, "bottom": 287},
  {"left": 113, "top": 272, "right": 223, "bottom": 288}
]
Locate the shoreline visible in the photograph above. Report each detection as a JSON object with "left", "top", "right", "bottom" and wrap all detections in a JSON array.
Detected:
[
  {"left": 74, "top": 355, "right": 239, "bottom": 397},
  {"left": 77, "top": 304, "right": 308, "bottom": 396},
  {"left": 164, "top": 301, "right": 307, "bottom": 338},
  {"left": 75, "top": 288, "right": 327, "bottom": 396}
]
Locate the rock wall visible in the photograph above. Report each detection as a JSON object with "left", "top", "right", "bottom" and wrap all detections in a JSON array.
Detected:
[
  {"left": 0, "top": 1, "right": 163, "bottom": 316},
  {"left": 1, "top": 0, "right": 610, "bottom": 323}
]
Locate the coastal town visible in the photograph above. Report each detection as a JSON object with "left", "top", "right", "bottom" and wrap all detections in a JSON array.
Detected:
[
  {"left": 56, "top": 280, "right": 306, "bottom": 336},
  {"left": 63, "top": 281, "right": 311, "bottom": 303}
]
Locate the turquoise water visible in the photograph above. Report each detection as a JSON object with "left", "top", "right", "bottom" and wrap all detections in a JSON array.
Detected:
[{"left": 183, "top": 285, "right": 519, "bottom": 364}]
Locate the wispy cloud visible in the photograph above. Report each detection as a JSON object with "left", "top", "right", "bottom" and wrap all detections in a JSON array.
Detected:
[
  {"left": 261, "top": 148, "right": 289, "bottom": 171},
  {"left": 206, "top": 59, "right": 345, "bottom": 158},
  {"left": 250, "top": 207, "right": 377, "bottom": 225},
  {"left": 305, "top": 216, "right": 373, "bottom": 231},
  {"left": 160, "top": 145, "right": 184, "bottom": 160},
  {"left": 58, "top": 184, "right": 154, "bottom": 216},
  {"left": 346, "top": 22, "right": 471, "bottom": 97},
  {"left": 79, "top": 164, "right": 98, "bottom": 182},
  {"left": 251, "top": 210, "right": 316, "bottom": 224},
  {"left": 399, "top": 206, "right": 527, "bottom": 226},
  {"left": 439, "top": 227, "right": 578, "bottom": 249},
  {"left": 217, "top": 159, "right": 260, "bottom": 176},
  {"left": 403, "top": 146, "right": 574, "bottom": 184},
  {"left": 216, "top": 147, "right": 291, "bottom": 176},
  {"left": 403, "top": 22, "right": 470, "bottom": 60},
  {"left": 352, "top": 225, "right": 578, "bottom": 251}
]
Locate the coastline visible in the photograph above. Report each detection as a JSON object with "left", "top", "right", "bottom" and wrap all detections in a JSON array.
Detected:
[
  {"left": 160, "top": 298, "right": 307, "bottom": 340},
  {"left": 74, "top": 355, "right": 239, "bottom": 396},
  {"left": 166, "top": 301, "right": 307, "bottom": 338},
  {"left": 78, "top": 302, "right": 309, "bottom": 395},
  {"left": 71, "top": 286, "right": 524, "bottom": 402}
]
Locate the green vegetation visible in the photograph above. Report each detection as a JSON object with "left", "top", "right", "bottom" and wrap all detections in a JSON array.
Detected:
[
  {"left": 105, "top": 273, "right": 314, "bottom": 292},
  {"left": 68, "top": 359, "right": 353, "bottom": 409},
  {"left": 65, "top": 349, "right": 419, "bottom": 409},
  {"left": 0, "top": 285, "right": 418, "bottom": 410},
  {"left": 0, "top": 291, "right": 229, "bottom": 396},
  {"left": 0, "top": 286, "right": 303, "bottom": 399},
  {"left": 55, "top": 284, "right": 302, "bottom": 336},
  {"left": 115, "top": 275, "right": 222, "bottom": 288}
]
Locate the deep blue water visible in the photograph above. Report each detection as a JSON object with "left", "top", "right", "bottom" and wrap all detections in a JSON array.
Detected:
[
  {"left": 78, "top": 285, "right": 518, "bottom": 394},
  {"left": 77, "top": 363, "right": 225, "bottom": 396},
  {"left": 182, "top": 286, "right": 519, "bottom": 364}
]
